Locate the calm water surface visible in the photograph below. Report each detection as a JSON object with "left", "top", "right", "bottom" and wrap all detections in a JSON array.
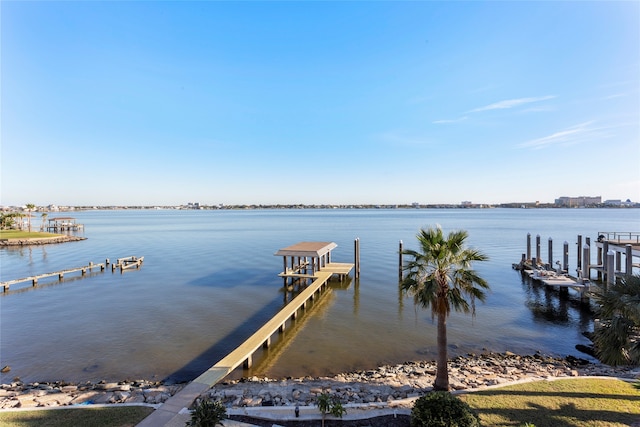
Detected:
[{"left": 1, "top": 208, "right": 638, "bottom": 383}]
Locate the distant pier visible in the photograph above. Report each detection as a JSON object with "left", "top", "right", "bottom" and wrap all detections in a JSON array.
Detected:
[
  {"left": 46, "top": 216, "right": 84, "bottom": 232},
  {"left": 514, "top": 231, "right": 640, "bottom": 295},
  {"left": 1, "top": 256, "right": 144, "bottom": 292}
]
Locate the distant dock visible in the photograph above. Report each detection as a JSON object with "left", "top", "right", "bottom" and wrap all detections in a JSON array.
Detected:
[
  {"left": 1, "top": 256, "right": 144, "bottom": 292},
  {"left": 514, "top": 231, "right": 640, "bottom": 295},
  {"left": 46, "top": 216, "right": 84, "bottom": 232}
]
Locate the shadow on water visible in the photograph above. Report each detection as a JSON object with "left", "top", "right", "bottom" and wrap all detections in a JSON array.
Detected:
[{"left": 165, "top": 276, "right": 352, "bottom": 384}]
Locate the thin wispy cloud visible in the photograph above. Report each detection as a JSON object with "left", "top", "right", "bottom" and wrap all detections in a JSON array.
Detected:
[
  {"left": 468, "top": 95, "right": 556, "bottom": 113},
  {"left": 432, "top": 116, "right": 468, "bottom": 124},
  {"left": 602, "top": 93, "right": 627, "bottom": 100},
  {"left": 518, "top": 121, "right": 606, "bottom": 150},
  {"left": 377, "top": 131, "right": 435, "bottom": 146}
]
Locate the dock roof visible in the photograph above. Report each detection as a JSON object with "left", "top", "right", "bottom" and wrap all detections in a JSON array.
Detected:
[{"left": 274, "top": 242, "right": 337, "bottom": 258}]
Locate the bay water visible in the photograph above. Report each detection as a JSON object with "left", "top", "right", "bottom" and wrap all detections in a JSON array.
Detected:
[{"left": 1, "top": 208, "right": 638, "bottom": 384}]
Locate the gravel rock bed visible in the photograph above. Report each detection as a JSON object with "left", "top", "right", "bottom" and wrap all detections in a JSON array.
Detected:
[{"left": 1, "top": 352, "right": 637, "bottom": 410}]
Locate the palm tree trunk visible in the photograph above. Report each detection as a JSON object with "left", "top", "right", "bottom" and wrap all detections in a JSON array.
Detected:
[{"left": 434, "top": 309, "right": 449, "bottom": 391}]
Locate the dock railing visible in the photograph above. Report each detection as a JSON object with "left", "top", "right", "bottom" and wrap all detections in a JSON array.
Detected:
[{"left": 597, "top": 232, "right": 640, "bottom": 244}]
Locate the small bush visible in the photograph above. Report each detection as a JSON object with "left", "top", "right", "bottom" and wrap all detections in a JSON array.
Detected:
[
  {"left": 411, "top": 391, "right": 480, "bottom": 427},
  {"left": 186, "top": 399, "right": 226, "bottom": 427}
]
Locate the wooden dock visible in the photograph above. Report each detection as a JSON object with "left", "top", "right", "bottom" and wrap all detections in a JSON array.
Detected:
[
  {"left": 114, "top": 256, "right": 144, "bottom": 271},
  {"left": 1, "top": 256, "right": 144, "bottom": 292},
  {"left": 526, "top": 269, "right": 589, "bottom": 289},
  {"left": 1, "top": 262, "right": 107, "bottom": 292},
  {"left": 137, "top": 260, "right": 354, "bottom": 427}
]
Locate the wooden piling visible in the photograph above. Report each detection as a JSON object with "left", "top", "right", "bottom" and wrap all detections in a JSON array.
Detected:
[
  {"left": 563, "top": 241, "right": 569, "bottom": 272},
  {"left": 398, "top": 240, "right": 403, "bottom": 282},
  {"left": 582, "top": 244, "right": 590, "bottom": 280},
  {"left": 577, "top": 235, "right": 582, "bottom": 270},
  {"left": 548, "top": 238, "right": 553, "bottom": 267},
  {"left": 606, "top": 250, "right": 615, "bottom": 288},
  {"left": 354, "top": 238, "right": 361, "bottom": 279},
  {"left": 527, "top": 233, "right": 531, "bottom": 261},
  {"left": 536, "top": 235, "right": 541, "bottom": 263},
  {"left": 626, "top": 244, "right": 633, "bottom": 275}
]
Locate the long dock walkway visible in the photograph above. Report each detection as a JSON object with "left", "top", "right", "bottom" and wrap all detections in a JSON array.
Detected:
[
  {"left": 1, "top": 256, "right": 144, "bottom": 292},
  {"left": 1, "top": 262, "right": 106, "bottom": 292},
  {"left": 137, "top": 262, "right": 353, "bottom": 427}
]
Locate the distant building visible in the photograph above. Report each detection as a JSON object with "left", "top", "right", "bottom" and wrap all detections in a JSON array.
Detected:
[
  {"left": 554, "top": 196, "right": 601, "bottom": 207},
  {"left": 461, "top": 201, "right": 473, "bottom": 207}
]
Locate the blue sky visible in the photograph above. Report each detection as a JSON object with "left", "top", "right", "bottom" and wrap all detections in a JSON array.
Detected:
[{"left": 2, "top": 1, "right": 639, "bottom": 206}]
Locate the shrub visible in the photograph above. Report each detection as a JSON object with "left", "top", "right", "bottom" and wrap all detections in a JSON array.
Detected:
[
  {"left": 186, "top": 399, "right": 226, "bottom": 427},
  {"left": 317, "top": 392, "right": 347, "bottom": 427},
  {"left": 411, "top": 391, "right": 480, "bottom": 427}
]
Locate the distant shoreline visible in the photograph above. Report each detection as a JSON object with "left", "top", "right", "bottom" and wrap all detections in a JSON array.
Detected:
[{"left": 0, "top": 235, "right": 86, "bottom": 246}]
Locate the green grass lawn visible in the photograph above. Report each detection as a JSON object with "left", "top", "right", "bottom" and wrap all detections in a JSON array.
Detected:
[
  {"left": 459, "top": 378, "right": 640, "bottom": 427},
  {"left": 0, "top": 230, "right": 62, "bottom": 239},
  {"left": 0, "top": 406, "right": 154, "bottom": 427}
]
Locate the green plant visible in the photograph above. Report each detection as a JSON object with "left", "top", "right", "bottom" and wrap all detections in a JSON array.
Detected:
[
  {"left": 317, "top": 392, "right": 346, "bottom": 427},
  {"left": 592, "top": 274, "right": 640, "bottom": 366},
  {"left": 402, "top": 226, "right": 489, "bottom": 390},
  {"left": 410, "top": 391, "right": 480, "bottom": 427},
  {"left": 186, "top": 399, "right": 226, "bottom": 427}
]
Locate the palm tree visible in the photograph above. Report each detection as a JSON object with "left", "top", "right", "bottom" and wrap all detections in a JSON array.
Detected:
[
  {"left": 40, "top": 212, "right": 48, "bottom": 232},
  {"left": 25, "top": 203, "right": 35, "bottom": 232},
  {"left": 401, "top": 225, "right": 489, "bottom": 391},
  {"left": 592, "top": 274, "right": 640, "bottom": 366}
]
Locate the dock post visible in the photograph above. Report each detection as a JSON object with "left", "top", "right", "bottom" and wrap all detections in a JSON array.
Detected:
[
  {"left": 527, "top": 233, "right": 531, "bottom": 261},
  {"left": 32, "top": 278, "right": 38, "bottom": 286},
  {"left": 548, "top": 238, "right": 553, "bottom": 267},
  {"left": 615, "top": 249, "right": 622, "bottom": 274},
  {"left": 626, "top": 244, "right": 633, "bottom": 275},
  {"left": 354, "top": 238, "right": 360, "bottom": 279},
  {"left": 606, "top": 250, "right": 615, "bottom": 289},
  {"left": 263, "top": 337, "right": 271, "bottom": 349},
  {"left": 535, "top": 235, "right": 541, "bottom": 264},
  {"left": 577, "top": 235, "right": 582, "bottom": 271},
  {"left": 532, "top": 257, "right": 537, "bottom": 269},
  {"left": 582, "top": 244, "right": 590, "bottom": 280},
  {"left": 243, "top": 355, "right": 252, "bottom": 369},
  {"left": 398, "top": 240, "right": 403, "bottom": 282},
  {"left": 563, "top": 241, "right": 569, "bottom": 272}
]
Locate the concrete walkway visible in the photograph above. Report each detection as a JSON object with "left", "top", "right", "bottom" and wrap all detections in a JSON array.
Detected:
[{"left": 143, "top": 400, "right": 414, "bottom": 427}]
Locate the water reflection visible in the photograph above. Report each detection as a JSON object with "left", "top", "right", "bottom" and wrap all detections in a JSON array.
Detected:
[{"left": 519, "top": 272, "right": 594, "bottom": 329}]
